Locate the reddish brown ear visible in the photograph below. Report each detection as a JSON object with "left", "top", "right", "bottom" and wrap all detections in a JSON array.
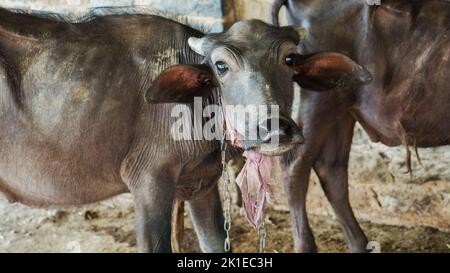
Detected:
[
  {"left": 145, "top": 64, "right": 215, "bottom": 103},
  {"left": 293, "top": 52, "right": 372, "bottom": 91}
]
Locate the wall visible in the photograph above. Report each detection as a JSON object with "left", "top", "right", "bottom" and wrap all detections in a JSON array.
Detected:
[{"left": 1, "top": 0, "right": 224, "bottom": 31}]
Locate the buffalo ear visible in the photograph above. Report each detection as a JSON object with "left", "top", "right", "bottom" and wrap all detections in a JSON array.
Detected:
[
  {"left": 293, "top": 52, "right": 372, "bottom": 91},
  {"left": 145, "top": 64, "right": 215, "bottom": 103}
]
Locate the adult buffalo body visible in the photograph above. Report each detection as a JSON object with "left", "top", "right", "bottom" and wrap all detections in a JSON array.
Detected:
[
  {"left": 0, "top": 8, "right": 368, "bottom": 252},
  {"left": 272, "top": 0, "right": 450, "bottom": 252}
]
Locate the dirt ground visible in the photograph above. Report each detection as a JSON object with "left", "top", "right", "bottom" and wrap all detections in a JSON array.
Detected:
[{"left": 0, "top": 193, "right": 448, "bottom": 253}]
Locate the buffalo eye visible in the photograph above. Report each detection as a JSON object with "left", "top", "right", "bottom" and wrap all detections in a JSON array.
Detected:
[
  {"left": 285, "top": 54, "right": 298, "bottom": 67},
  {"left": 215, "top": 61, "right": 229, "bottom": 75}
]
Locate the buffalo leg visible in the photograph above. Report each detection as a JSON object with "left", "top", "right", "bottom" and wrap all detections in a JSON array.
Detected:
[
  {"left": 313, "top": 116, "right": 368, "bottom": 252},
  {"left": 130, "top": 173, "right": 175, "bottom": 253},
  {"left": 283, "top": 93, "right": 351, "bottom": 252},
  {"left": 187, "top": 183, "right": 227, "bottom": 253},
  {"left": 283, "top": 156, "right": 317, "bottom": 252}
]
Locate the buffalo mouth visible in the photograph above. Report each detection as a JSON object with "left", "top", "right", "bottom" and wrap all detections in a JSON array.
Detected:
[
  {"left": 242, "top": 132, "right": 305, "bottom": 156},
  {"left": 223, "top": 107, "right": 304, "bottom": 156}
]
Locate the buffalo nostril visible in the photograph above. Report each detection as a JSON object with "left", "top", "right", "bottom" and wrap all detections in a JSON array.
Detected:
[{"left": 278, "top": 120, "right": 291, "bottom": 136}]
